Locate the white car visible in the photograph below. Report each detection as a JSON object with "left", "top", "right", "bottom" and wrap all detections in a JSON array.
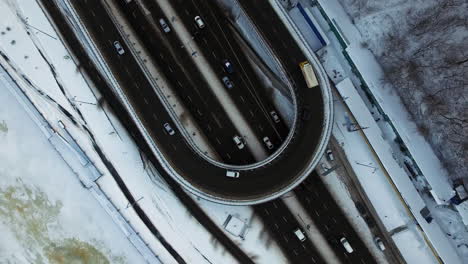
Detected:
[
  {"left": 113, "top": 41, "right": 125, "bottom": 55},
  {"left": 294, "top": 228, "right": 306, "bottom": 242},
  {"left": 270, "top": 110, "right": 280, "bottom": 123},
  {"left": 159, "top": 18, "right": 171, "bottom": 33},
  {"left": 374, "top": 237, "right": 386, "bottom": 251},
  {"left": 226, "top": 171, "right": 239, "bottom": 178},
  {"left": 194, "top": 16, "right": 205, "bottom": 29},
  {"left": 233, "top": 135, "right": 245, "bottom": 149},
  {"left": 340, "top": 237, "right": 354, "bottom": 253},
  {"left": 163, "top": 123, "right": 175, "bottom": 135},
  {"left": 263, "top": 136, "right": 274, "bottom": 150}
]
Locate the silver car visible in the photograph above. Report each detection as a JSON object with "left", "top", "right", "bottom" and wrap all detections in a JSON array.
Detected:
[
  {"left": 233, "top": 135, "right": 245, "bottom": 149},
  {"left": 159, "top": 18, "right": 171, "bottom": 33},
  {"left": 222, "top": 76, "right": 234, "bottom": 89},
  {"left": 263, "top": 136, "right": 274, "bottom": 150},
  {"left": 113, "top": 41, "right": 125, "bottom": 55},
  {"left": 163, "top": 123, "right": 175, "bottom": 135}
]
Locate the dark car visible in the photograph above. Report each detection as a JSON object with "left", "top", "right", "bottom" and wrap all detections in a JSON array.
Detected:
[
  {"left": 301, "top": 106, "right": 311, "bottom": 120},
  {"left": 223, "top": 60, "right": 234, "bottom": 74},
  {"left": 222, "top": 76, "right": 234, "bottom": 89}
]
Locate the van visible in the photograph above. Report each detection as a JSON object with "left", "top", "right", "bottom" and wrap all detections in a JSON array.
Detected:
[
  {"left": 294, "top": 228, "right": 306, "bottom": 242},
  {"left": 159, "top": 18, "right": 171, "bottom": 33},
  {"left": 340, "top": 237, "right": 353, "bottom": 253},
  {"left": 226, "top": 171, "right": 239, "bottom": 178}
]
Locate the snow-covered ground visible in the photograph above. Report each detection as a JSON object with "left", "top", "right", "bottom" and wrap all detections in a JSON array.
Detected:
[
  {"left": 277, "top": 0, "right": 467, "bottom": 263},
  {"left": 0, "top": 69, "right": 147, "bottom": 263},
  {"left": 337, "top": 0, "right": 467, "bottom": 182}
]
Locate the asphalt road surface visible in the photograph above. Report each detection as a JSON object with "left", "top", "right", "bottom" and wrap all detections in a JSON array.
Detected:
[
  {"left": 39, "top": 1, "right": 255, "bottom": 263},
  {"left": 295, "top": 172, "right": 377, "bottom": 264},
  {"left": 114, "top": 0, "right": 256, "bottom": 165},
  {"left": 169, "top": 0, "right": 290, "bottom": 153},
  {"left": 64, "top": 0, "right": 326, "bottom": 204},
  {"left": 255, "top": 200, "right": 326, "bottom": 264}
]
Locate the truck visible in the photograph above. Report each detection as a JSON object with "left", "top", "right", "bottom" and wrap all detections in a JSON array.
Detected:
[{"left": 299, "top": 61, "right": 319, "bottom": 88}]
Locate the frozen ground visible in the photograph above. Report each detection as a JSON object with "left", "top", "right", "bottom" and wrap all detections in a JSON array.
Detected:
[
  {"left": 337, "top": 0, "right": 467, "bottom": 182},
  {"left": 280, "top": 0, "right": 466, "bottom": 263},
  {"left": 0, "top": 73, "right": 146, "bottom": 263}
]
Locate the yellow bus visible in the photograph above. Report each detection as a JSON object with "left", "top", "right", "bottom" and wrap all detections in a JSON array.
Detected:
[{"left": 299, "top": 61, "right": 318, "bottom": 88}]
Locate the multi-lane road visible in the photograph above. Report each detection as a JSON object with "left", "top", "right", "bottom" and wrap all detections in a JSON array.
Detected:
[
  {"left": 115, "top": 0, "right": 257, "bottom": 164},
  {"left": 41, "top": 0, "right": 381, "bottom": 263},
  {"left": 57, "top": 0, "right": 331, "bottom": 204},
  {"left": 296, "top": 172, "right": 376, "bottom": 263},
  {"left": 255, "top": 200, "right": 326, "bottom": 264}
]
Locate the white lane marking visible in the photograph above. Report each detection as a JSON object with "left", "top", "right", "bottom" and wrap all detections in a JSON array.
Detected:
[{"left": 143, "top": 98, "right": 149, "bottom": 104}]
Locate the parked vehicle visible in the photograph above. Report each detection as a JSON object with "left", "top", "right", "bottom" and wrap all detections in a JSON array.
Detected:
[
  {"left": 326, "top": 149, "right": 334, "bottom": 161},
  {"left": 374, "top": 237, "right": 386, "bottom": 251}
]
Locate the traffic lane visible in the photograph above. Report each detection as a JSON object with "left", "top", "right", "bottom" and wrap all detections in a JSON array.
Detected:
[
  {"left": 170, "top": 0, "right": 286, "bottom": 148},
  {"left": 115, "top": 0, "right": 255, "bottom": 164},
  {"left": 236, "top": 0, "right": 306, "bottom": 76},
  {"left": 197, "top": 0, "right": 290, "bottom": 140},
  {"left": 294, "top": 176, "right": 376, "bottom": 263},
  {"left": 141, "top": 0, "right": 279, "bottom": 156},
  {"left": 255, "top": 200, "right": 325, "bottom": 264},
  {"left": 76, "top": 0, "right": 326, "bottom": 201},
  {"left": 330, "top": 138, "right": 405, "bottom": 263}
]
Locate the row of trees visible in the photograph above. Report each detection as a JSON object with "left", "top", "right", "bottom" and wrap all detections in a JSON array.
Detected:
[{"left": 340, "top": 0, "right": 467, "bottom": 180}]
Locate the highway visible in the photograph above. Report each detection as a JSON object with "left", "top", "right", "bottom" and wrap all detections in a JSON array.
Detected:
[
  {"left": 168, "top": 0, "right": 290, "bottom": 153},
  {"left": 57, "top": 0, "right": 330, "bottom": 206},
  {"left": 113, "top": 0, "right": 256, "bottom": 164},
  {"left": 295, "top": 172, "right": 376, "bottom": 263},
  {"left": 234, "top": 2, "right": 376, "bottom": 263},
  {"left": 39, "top": 1, "right": 255, "bottom": 263},
  {"left": 255, "top": 200, "right": 326, "bottom": 264},
  {"left": 66, "top": 0, "right": 328, "bottom": 203},
  {"left": 41, "top": 0, "right": 374, "bottom": 263}
]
